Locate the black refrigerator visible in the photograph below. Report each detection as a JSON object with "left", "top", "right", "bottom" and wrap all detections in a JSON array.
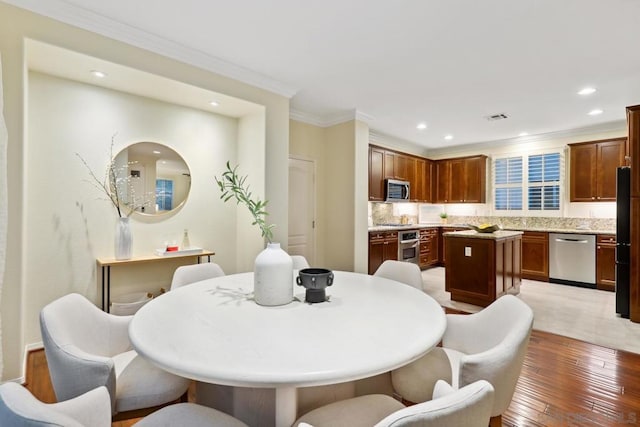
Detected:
[{"left": 616, "top": 167, "right": 631, "bottom": 318}]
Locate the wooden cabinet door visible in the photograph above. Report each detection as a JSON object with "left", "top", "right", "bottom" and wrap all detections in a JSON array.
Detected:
[
  {"left": 406, "top": 156, "right": 417, "bottom": 200},
  {"left": 368, "top": 146, "right": 385, "bottom": 201},
  {"left": 384, "top": 235, "right": 399, "bottom": 262},
  {"left": 435, "top": 160, "right": 451, "bottom": 203},
  {"left": 596, "top": 235, "right": 616, "bottom": 291},
  {"left": 369, "top": 232, "right": 398, "bottom": 274},
  {"left": 597, "top": 139, "right": 626, "bottom": 201},
  {"left": 449, "top": 159, "right": 466, "bottom": 203},
  {"left": 463, "top": 156, "right": 486, "bottom": 203},
  {"left": 427, "top": 230, "right": 439, "bottom": 264},
  {"left": 570, "top": 143, "right": 597, "bottom": 201},
  {"left": 384, "top": 151, "right": 395, "bottom": 179},
  {"left": 414, "top": 158, "right": 425, "bottom": 202},
  {"left": 424, "top": 160, "right": 433, "bottom": 203},
  {"left": 522, "top": 231, "right": 549, "bottom": 281},
  {"left": 394, "top": 153, "right": 409, "bottom": 180}
]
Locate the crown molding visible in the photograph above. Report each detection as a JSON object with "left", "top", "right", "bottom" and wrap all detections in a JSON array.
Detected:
[
  {"left": 425, "top": 120, "right": 627, "bottom": 157},
  {"left": 3, "top": 0, "right": 298, "bottom": 98},
  {"left": 289, "top": 109, "right": 326, "bottom": 127},
  {"left": 289, "top": 108, "right": 374, "bottom": 127}
]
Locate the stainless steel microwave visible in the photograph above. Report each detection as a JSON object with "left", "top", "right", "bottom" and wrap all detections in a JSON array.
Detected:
[{"left": 385, "top": 179, "right": 410, "bottom": 202}]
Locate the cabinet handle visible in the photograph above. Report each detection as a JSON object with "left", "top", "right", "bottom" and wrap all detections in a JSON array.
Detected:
[
  {"left": 597, "top": 246, "right": 601, "bottom": 249},
  {"left": 592, "top": 196, "right": 595, "bottom": 200}
]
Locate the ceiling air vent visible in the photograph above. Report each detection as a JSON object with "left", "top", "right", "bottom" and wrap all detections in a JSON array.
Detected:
[{"left": 485, "top": 113, "right": 508, "bottom": 121}]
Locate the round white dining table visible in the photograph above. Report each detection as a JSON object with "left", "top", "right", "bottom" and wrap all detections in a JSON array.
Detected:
[{"left": 129, "top": 270, "right": 446, "bottom": 427}]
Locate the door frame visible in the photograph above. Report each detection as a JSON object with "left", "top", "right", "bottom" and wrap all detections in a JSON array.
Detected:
[{"left": 288, "top": 154, "right": 317, "bottom": 265}]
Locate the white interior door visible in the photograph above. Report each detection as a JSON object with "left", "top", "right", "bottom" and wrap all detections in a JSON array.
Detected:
[{"left": 288, "top": 157, "right": 315, "bottom": 264}]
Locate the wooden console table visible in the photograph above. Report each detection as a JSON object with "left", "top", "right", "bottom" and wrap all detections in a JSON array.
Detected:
[{"left": 96, "top": 250, "right": 215, "bottom": 312}]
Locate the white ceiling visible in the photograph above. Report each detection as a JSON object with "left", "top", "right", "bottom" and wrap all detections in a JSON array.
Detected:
[{"left": 7, "top": 0, "right": 640, "bottom": 149}]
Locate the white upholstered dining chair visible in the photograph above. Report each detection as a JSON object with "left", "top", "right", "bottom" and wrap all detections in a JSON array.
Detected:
[
  {"left": 391, "top": 294, "right": 534, "bottom": 426},
  {"left": 170, "top": 262, "right": 225, "bottom": 290},
  {"left": 373, "top": 260, "right": 424, "bottom": 290},
  {"left": 0, "top": 383, "right": 249, "bottom": 427},
  {"left": 39, "top": 293, "right": 191, "bottom": 415},
  {"left": 293, "top": 379, "right": 494, "bottom": 427}
]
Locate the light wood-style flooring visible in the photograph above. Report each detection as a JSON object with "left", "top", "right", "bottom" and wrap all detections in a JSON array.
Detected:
[{"left": 23, "top": 324, "right": 640, "bottom": 426}]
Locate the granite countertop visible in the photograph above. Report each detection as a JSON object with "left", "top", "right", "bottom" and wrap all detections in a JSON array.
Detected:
[
  {"left": 443, "top": 229, "right": 524, "bottom": 239},
  {"left": 368, "top": 224, "right": 615, "bottom": 235},
  {"left": 368, "top": 223, "right": 468, "bottom": 232}
]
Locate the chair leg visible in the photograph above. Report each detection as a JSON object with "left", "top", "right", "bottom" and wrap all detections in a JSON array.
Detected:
[{"left": 489, "top": 415, "right": 502, "bottom": 427}]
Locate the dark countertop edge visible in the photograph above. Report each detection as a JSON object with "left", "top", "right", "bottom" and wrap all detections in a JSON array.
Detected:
[{"left": 368, "top": 224, "right": 615, "bottom": 235}]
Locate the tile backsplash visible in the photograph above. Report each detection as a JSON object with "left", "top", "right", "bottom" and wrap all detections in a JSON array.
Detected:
[{"left": 370, "top": 202, "right": 615, "bottom": 231}]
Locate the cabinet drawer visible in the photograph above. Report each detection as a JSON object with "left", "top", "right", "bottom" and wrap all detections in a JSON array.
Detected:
[
  {"left": 597, "top": 234, "right": 616, "bottom": 244},
  {"left": 369, "top": 232, "right": 397, "bottom": 242},
  {"left": 522, "top": 231, "right": 548, "bottom": 240}
]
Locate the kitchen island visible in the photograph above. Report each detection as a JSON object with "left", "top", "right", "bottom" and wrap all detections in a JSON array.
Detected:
[{"left": 444, "top": 230, "right": 523, "bottom": 307}]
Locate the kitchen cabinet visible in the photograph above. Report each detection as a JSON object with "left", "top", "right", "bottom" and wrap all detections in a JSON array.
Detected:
[
  {"left": 569, "top": 138, "right": 627, "bottom": 202},
  {"left": 368, "top": 145, "right": 432, "bottom": 203},
  {"left": 444, "top": 230, "right": 522, "bottom": 307},
  {"left": 596, "top": 234, "right": 616, "bottom": 292},
  {"left": 368, "top": 231, "right": 398, "bottom": 274},
  {"left": 435, "top": 160, "right": 451, "bottom": 203},
  {"left": 522, "top": 231, "right": 549, "bottom": 281},
  {"left": 419, "top": 228, "right": 439, "bottom": 269},
  {"left": 368, "top": 146, "right": 385, "bottom": 201},
  {"left": 435, "top": 155, "right": 487, "bottom": 203},
  {"left": 413, "top": 158, "right": 433, "bottom": 203},
  {"left": 439, "top": 226, "right": 468, "bottom": 268}
]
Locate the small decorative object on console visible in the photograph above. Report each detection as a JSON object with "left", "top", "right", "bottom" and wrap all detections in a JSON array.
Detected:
[{"left": 297, "top": 268, "right": 334, "bottom": 303}]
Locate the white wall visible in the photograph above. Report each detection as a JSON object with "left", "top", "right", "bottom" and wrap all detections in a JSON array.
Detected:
[
  {"left": 236, "top": 111, "right": 267, "bottom": 273},
  {"left": 0, "top": 2, "right": 290, "bottom": 381},
  {"left": 25, "top": 71, "right": 250, "bottom": 345}
]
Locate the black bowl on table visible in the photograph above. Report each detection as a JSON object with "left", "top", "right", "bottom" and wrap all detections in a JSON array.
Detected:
[{"left": 296, "top": 268, "right": 334, "bottom": 303}]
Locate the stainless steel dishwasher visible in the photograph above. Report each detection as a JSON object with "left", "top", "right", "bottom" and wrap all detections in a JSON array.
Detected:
[{"left": 549, "top": 233, "right": 596, "bottom": 288}]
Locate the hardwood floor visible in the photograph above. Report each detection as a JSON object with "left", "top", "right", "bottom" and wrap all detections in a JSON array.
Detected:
[{"left": 23, "top": 329, "right": 640, "bottom": 426}]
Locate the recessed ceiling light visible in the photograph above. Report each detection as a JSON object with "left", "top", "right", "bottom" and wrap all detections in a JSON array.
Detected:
[
  {"left": 416, "top": 123, "right": 427, "bottom": 130},
  {"left": 588, "top": 109, "right": 604, "bottom": 116},
  {"left": 209, "top": 101, "right": 219, "bottom": 107},
  {"left": 90, "top": 70, "right": 107, "bottom": 78},
  {"left": 578, "top": 87, "right": 596, "bottom": 96},
  {"left": 519, "top": 132, "right": 529, "bottom": 137},
  {"left": 444, "top": 135, "right": 453, "bottom": 140},
  {"left": 152, "top": 150, "right": 161, "bottom": 154}
]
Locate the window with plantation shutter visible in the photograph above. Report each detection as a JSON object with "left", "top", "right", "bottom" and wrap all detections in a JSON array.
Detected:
[
  {"left": 528, "top": 153, "right": 560, "bottom": 211},
  {"left": 493, "top": 151, "right": 562, "bottom": 214},
  {"left": 494, "top": 157, "right": 523, "bottom": 210}
]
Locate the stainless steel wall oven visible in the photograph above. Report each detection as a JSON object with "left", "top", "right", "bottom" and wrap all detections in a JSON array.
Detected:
[{"left": 398, "top": 230, "right": 420, "bottom": 265}]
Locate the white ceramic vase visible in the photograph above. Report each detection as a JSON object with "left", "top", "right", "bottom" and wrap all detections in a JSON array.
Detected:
[
  {"left": 254, "top": 242, "right": 293, "bottom": 306},
  {"left": 115, "top": 217, "right": 132, "bottom": 260}
]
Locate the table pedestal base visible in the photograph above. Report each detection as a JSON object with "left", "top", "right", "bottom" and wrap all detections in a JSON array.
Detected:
[{"left": 196, "top": 383, "right": 297, "bottom": 427}]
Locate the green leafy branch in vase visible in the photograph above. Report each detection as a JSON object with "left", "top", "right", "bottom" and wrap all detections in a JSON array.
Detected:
[{"left": 215, "top": 161, "right": 274, "bottom": 243}]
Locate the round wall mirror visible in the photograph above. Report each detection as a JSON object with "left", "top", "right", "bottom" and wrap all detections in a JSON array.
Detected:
[{"left": 113, "top": 142, "right": 190, "bottom": 216}]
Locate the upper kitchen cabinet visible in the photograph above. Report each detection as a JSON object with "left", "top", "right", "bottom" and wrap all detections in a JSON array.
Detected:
[
  {"left": 435, "top": 155, "right": 487, "bottom": 203},
  {"left": 368, "top": 145, "right": 432, "bottom": 202},
  {"left": 569, "top": 138, "right": 627, "bottom": 202},
  {"left": 369, "top": 146, "right": 386, "bottom": 201},
  {"left": 414, "top": 158, "right": 433, "bottom": 202}
]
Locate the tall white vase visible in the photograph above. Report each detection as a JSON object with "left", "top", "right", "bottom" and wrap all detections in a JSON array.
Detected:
[
  {"left": 254, "top": 243, "right": 293, "bottom": 306},
  {"left": 115, "top": 217, "right": 132, "bottom": 260}
]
